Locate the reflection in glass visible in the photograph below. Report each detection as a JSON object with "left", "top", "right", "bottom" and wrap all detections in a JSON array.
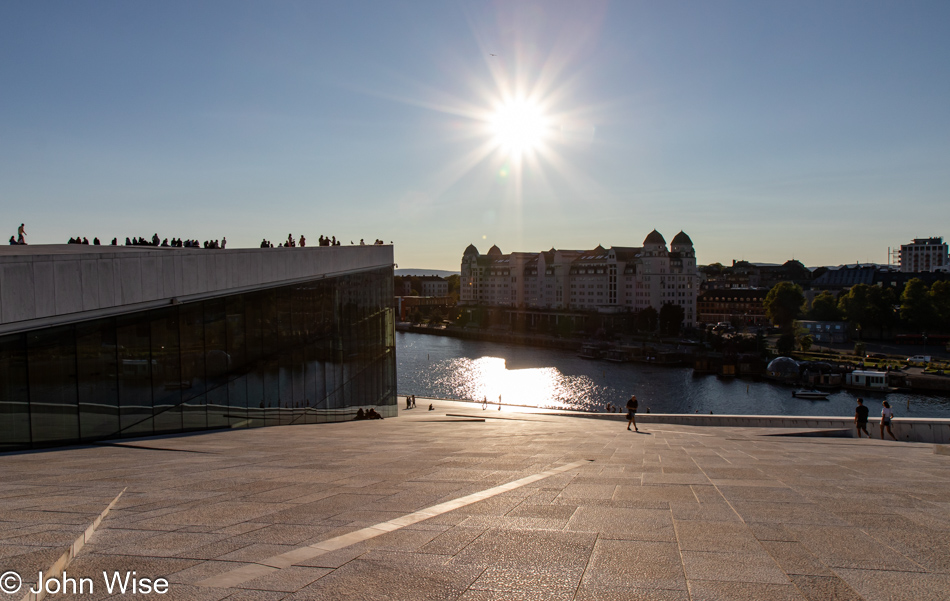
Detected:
[
  {"left": 0, "top": 334, "right": 30, "bottom": 449},
  {"left": 151, "top": 309, "right": 182, "bottom": 434},
  {"left": 117, "top": 316, "right": 153, "bottom": 436},
  {"left": 28, "top": 326, "right": 79, "bottom": 444},
  {"left": 0, "top": 266, "right": 395, "bottom": 450},
  {"left": 77, "top": 319, "right": 119, "bottom": 440}
]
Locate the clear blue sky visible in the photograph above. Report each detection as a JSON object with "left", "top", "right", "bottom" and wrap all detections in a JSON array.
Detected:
[{"left": 2, "top": 1, "right": 948, "bottom": 270}]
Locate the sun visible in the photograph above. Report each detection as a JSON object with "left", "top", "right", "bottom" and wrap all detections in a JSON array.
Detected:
[{"left": 489, "top": 98, "right": 549, "bottom": 158}]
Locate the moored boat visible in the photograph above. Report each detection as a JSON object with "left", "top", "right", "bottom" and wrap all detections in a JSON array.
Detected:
[
  {"left": 578, "top": 345, "right": 604, "bottom": 360},
  {"left": 792, "top": 390, "right": 830, "bottom": 400}
]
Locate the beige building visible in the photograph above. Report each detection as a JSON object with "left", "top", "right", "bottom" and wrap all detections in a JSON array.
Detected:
[
  {"left": 460, "top": 230, "right": 699, "bottom": 325},
  {"left": 899, "top": 237, "right": 948, "bottom": 273}
]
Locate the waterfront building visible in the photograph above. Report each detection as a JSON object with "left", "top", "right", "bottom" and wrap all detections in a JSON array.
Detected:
[
  {"left": 795, "top": 320, "right": 850, "bottom": 344},
  {"left": 898, "top": 237, "right": 948, "bottom": 273},
  {"left": 697, "top": 288, "right": 769, "bottom": 327},
  {"left": 702, "top": 259, "right": 811, "bottom": 290},
  {"left": 0, "top": 244, "right": 396, "bottom": 451},
  {"left": 420, "top": 276, "right": 448, "bottom": 297},
  {"left": 460, "top": 230, "right": 699, "bottom": 325},
  {"left": 810, "top": 263, "right": 949, "bottom": 294}
]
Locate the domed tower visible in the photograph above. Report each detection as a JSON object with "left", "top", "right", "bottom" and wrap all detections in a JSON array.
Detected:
[
  {"left": 669, "top": 231, "right": 698, "bottom": 327},
  {"left": 642, "top": 230, "right": 666, "bottom": 254},
  {"left": 640, "top": 229, "right": 667, "bottom": 275},
  {"left": 487, "top": 244, "right": 502, "bottom": 256},
  {"left": 671, "top": 231, "right": 695, "bottom": 267},
  {"left": 460, "top": 244, "right": 480, "bottom": 305}
]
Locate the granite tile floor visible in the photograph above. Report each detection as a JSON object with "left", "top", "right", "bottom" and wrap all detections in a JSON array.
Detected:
[{"left": 1, "top": 399, "right": 948, "bottom": 600}]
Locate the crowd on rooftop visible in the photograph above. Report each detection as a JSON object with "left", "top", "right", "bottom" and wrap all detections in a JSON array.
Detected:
[{"left": 8, "top": 223, "right": 389, "bottom": 250}]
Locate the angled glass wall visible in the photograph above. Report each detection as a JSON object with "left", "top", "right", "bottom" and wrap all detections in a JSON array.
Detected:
[{"left": 0, "top": 266, "right": 395, "bottom": 451}]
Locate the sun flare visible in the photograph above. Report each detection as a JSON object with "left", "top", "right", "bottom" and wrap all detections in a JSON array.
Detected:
[{"left": 489, "top": 98, "right": 549, "bottom": 158}]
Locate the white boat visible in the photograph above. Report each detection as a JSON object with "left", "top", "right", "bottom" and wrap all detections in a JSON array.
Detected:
[
  {"left": 792, "top": 390, "right": 830, "bottom": 400},
  {"left": 845, "top": 370, "right": 896, "bottom": 392}
]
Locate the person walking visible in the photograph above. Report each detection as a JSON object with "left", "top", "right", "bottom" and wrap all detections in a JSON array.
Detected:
[
  {"left": 880, "top": 401, "right": 897, "bottom": 441},
  {"left": 854, "top": 398, "right": 871, "bottom": 438},
  {"left": 17, "top": 223, "right": 26, "bottom": 245},
  {"left": 626, "top": 395, "right": 639, "bottom": 432}
]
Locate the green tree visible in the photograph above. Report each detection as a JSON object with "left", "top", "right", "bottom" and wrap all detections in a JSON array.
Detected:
[
  {"left": 799, "top": 335, "right": 813, "bottom": 352},
  {"left": 930, "top": 280, "right": 950, "bottom": 332},
  {"left": 445, "top": 274, "right": 460, "bottom": 294},
  {"left": 764, "top": 282, "right": 805, "bottom": 332},
  {"left": 776, "top": 333, "right": 796, "bottom": 356},
  {"left": 901, "top": 278, "right": 936, "bottom": 332},
  {"left": 636, "top": 306, "right": 658, "bottom": 333},
  {"left": 809, "top": 292, "right": 842, "bottom": 321},
  {"left": 659, "top": 303, "right": 685, "bottom": 337},
  {"left": 838, "top": 284, "right": 897, "bottom": 334}
]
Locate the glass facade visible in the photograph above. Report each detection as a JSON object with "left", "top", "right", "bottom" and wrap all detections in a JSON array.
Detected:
[{"left": 0, "top": 267, "right": 396, "bottom": 451}]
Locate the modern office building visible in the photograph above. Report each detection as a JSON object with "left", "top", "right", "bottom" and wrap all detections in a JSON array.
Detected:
[
  {"left": 460, "top": 230, "right": 699, "bottom": 325},
  {"left": 898, "top": 237, "right": 948, "bottom": 273},
  {"left": 0, "top": 244, "right": 396, "bottom": 451}
]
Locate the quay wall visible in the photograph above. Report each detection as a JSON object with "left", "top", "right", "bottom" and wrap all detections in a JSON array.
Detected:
[{"left": 563, "top": 412, "right": 950, "bottom": 444}]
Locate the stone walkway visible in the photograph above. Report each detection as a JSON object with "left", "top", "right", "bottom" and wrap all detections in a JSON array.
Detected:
[{"left": 1, "top": 399, "right": 949, "bottom": 600}]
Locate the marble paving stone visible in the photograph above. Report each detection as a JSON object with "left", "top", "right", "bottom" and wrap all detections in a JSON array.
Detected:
[
  {"left": 217, "top": 591, "right": 287, "bottom": 601},
  {"left": 2, "top": 400, "right": 949, "bottom": 601},
  {"left": 457, "top": 515, "right": 568, "bottom": 532},
  {"left": 459, "top": 589, "right": 577, "bottom": 601},
  {"left": 789, "top": 574, "right": 864, "bottom": 601},
  {"left": 450, "top": 529, "right": 597, "bottom": 568},
  {"left": 556, "top": 483, "right": 617, "bottom": 500},
  {"left": 614, "top": 484, "right": 698, "bottom": 503},
  {"left": 716, "top": 485, "right": 810, "bottom": 503},
  {"left": 688, "top": 580, "right": 807, "bottom": 601},
  {"left": 669, "top": 502, "right": 741, "bottom": 522},
  {"left": 236, "top": 566, "right": 332, "bottom": 592},
  {"left": 580, "top": 539, "right": 686, "bottom": 591},
  {"left": 759, "top": 541, "right": 834, "bottom": 576},
  {"left": 674, "top": 520, "right": 763, "bottom": 553},
  {"left": 574, "top": 586, "right": 690, "bottom": 601},
  {"left": 468, "top": 564, "right": 585, "bottom": 593},
  {"left": 417, "top": 526, "right": 488, "bottom": 556},
  {"left": 567, "top": 506, "right": 676, "bottom": 542},
  {"left": 785, "top": 525, "right": 925, "bottom": 572},
  {"left": 834, "top": 568, "right": 950, "bottom": 601},
  {"left": 283, "top": 553, "right": 481, "bottom": 601},
  {"left": 747, "top": 522, "right": 797, "bottom": 542},
  {"left": 680, "top": 551, "right": 791, "bottom": 585}
]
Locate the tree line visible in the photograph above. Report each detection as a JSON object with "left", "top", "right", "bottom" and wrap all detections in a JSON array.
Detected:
[{"left": 765, "top": 278, "right": 950, "bottom": 344}]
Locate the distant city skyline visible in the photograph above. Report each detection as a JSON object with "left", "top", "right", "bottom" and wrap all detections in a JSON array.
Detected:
[{"left": 2, "top": 1, "right": 948, "bottom": 271}]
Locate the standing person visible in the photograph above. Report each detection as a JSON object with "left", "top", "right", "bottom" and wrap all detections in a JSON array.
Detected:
[
  {"left": 880, "top": 401, "right": 897, "bottom": 441},
  {"left": 17, "top": 223, "right": 26, "bottom": 244},
  {"left": 498, "top": 394, "right": 502, "bottom": 410},
  {"left": 854, "top": 398, "right": 871, "bottom": 438},
  {"left": 626, "top": 395, "right": 639, "bottom": 432}
]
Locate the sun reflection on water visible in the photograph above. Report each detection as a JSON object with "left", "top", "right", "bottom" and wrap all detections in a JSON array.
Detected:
[{"left": 428, "top": 357, "right": 602, "bottom": 411}]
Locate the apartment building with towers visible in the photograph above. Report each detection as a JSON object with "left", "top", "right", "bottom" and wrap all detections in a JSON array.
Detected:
[{"left": 460, "top": 230, "right": 699, "bottom": 325}]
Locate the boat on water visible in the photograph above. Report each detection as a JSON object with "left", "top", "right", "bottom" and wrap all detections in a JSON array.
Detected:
[
  {"left": 605, "top": 348, "right": 631, "bottom": 363},
  {"left": 578, "top": 345, "right": 605, "bottom": 360},
  {"left": 792, "top": 390, "right": 830, "bottom": 400},
  {"left": 845, "top": 370, "right": 898, "bottom": 393}
]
